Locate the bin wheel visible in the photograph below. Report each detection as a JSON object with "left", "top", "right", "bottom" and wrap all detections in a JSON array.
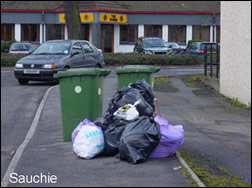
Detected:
[{"left": 64, "top": 66, "right": 70, "bottom": 70}]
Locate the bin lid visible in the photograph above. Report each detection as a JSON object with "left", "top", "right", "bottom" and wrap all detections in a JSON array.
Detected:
[
  {"left": 115, "top": 65, "right": 160, "bottom": 74},
  {"left": 54, "top": 68, "right": 111, "bottom": 78}
]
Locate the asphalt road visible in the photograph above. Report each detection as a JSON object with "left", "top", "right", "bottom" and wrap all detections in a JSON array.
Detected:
[
  {"left": 1, "top": 69, "right": 56, "bottom": 180},
  {"left": 106, "top": 65, "right": 207, "bottom": 78}
]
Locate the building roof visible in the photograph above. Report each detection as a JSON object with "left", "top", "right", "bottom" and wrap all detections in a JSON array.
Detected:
[
  {"left": 1, "top": 1, "right": 63, "bottom": 10},
  {"left": 1, "top": 1, "right": 220, "bottom": 13},
  {"left": 116, "top": 1, "right": 220, "bottom": 12}
]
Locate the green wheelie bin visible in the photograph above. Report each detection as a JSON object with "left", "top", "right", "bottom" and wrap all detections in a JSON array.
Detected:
[
  {"left": 54, "top": 68, "right": 111, "bottom": 142},
  {"left": 115, "top": 65, "right": 160, "bottom": 89}
]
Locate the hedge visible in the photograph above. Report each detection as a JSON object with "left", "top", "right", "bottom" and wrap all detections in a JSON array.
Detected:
[
  {"left": 1, "top": 53, "right": 27, "bottom": 67},
  {"left": 103, "top": 53, "right": 203, "bottom": 66},
  {"left": 187, "top": 40, "right": 202, "bottom": 46},
  {"left": 1, "top": 52, "right": 204, "bottom": 67},
  {"left": 1, "top": 41, "right": 16, "bottom": 52}
]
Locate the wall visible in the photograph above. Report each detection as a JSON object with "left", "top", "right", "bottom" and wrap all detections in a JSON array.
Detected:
[
  {"left": 220, "top": 1, "right": 251, "bottom": 105},
  {"left": 114, "top": 25, "right": 134, "bottom": 53}
]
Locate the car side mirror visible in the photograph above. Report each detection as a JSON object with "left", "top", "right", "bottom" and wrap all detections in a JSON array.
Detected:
[{"left": 169, "top": 45, "right": 173, "bottom": 48}]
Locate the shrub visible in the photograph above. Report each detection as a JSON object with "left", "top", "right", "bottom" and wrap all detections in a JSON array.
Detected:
[
  {"left": 187, "top": 40, "right": 202, "bottom": 46},
  {"left": 1, "top": 40, "right": 16, "bottom": 52},
  {"left": 104, "top": 53, "right": 203, "bottom": 66},
  {"left": 1, "top": 53, "right": 27, "bottom": 67}
]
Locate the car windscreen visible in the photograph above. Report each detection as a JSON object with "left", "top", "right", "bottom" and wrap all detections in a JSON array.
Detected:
[
  {"left": 168, "top": 43, "right": 180, "bottom": 48},
  {"left": 33, "top": 42, "right": 71, "bottom": 55},
  {"left": 10, "top": 43, "right": 32, "bottom": 51},
  {"left": 143, "top": 39, "right": 167, "bottom": 48}
]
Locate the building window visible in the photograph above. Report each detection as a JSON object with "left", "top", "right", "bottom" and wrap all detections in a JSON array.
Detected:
[
  {"left": 192, "top": 25, "right": 210, "bottom": 42},
  {"left": 81, "top": 24, "right": 89, "bottom": 40},
  {"left": 1, "top": 24, "right": 14, "bottom": 41},
  {"left": 168, "top": 25, "right": 186, "bottom": 45},
  {"left": 216, "top": 25, "right": 220, "bottom": 43},
  {"left": 120, "top": 25, "right": 138, "bottom": 44},
  {"left": 46, "top": 24, "right": 65, "bottom": 41},
  {"left": 144, "top": 25, "right": 162, "bottom": 38},
  {"left": 21, "top": 24, "right": 40, "bottom": 42}
]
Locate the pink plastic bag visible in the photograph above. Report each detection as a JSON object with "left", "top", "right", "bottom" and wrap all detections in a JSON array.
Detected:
[{"left": 149, "top": 115, "right": 184, "bottom": 158}]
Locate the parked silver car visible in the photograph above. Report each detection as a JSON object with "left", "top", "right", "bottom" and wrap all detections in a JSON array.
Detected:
[
  {"left": 134, "top": 37, "right": 173, "bottom": 55},
  {"left": 9, "top": 42, "right": 34, "bottom": 54},
  {"left": 14, "top": 40, "right": 105, "bottom": 85}
]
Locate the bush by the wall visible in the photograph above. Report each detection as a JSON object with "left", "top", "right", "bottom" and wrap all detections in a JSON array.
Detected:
[
  {"left": 1, "top": 53, "right": 27, "bottom": 67},
  {"left": 187, "top": 40, "right": 202, "bottom": 46},
  {"left": 1, "top": 41, "right": 16, "bottom": 52},
  {"left": 104, "top": 53, "right": 203, "bottom": 66}
]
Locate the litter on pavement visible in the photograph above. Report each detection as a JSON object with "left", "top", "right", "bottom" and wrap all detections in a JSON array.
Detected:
[{"left": 72, "top": 79, "right": 184, "bottom": 164}]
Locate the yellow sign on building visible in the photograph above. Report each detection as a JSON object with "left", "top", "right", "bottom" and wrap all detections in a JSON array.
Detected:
[
  {"left": 80, "top": 13, "right": 94, "bottom": 22},
  {"left": 59, "top": 13, "right": 93, "bottom": 23},
  {"left": 100, "top": 13, "right": 127, "bottom": 23},
  {"left": 59, "top": 14, "right": 65, "bottom": 23}
]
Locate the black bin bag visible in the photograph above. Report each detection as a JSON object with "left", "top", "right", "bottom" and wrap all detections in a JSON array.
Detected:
[
  {"left": 95, "top": 114, "right": 134, "bottom": 156},
  {"left": 108, "top": 86, "right": 153, "bottom": 117},
  {"left": 94, "top": 112, "right": 113, "bottom": 132},
  {"left": 119, "top": 116, "right": 160, "bottom": 164},
  {"left": 130, "top": 80, "right": 156, "bottom": 111},
  {"left": 102, "top": 117, "right": 130, "bottom": 156}
]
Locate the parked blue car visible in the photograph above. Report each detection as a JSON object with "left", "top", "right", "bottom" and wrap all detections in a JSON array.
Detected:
[{"left": 180, "top": 42, "right": 220, "bottom": 56}]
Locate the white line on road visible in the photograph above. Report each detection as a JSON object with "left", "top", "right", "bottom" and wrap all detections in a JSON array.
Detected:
[{"left": 1, "top": 85, "right": 56, "bottom": 187}]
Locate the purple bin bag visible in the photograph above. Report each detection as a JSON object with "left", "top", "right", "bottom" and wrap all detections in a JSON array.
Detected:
[
  {"left": 72, "top": 119, "right": 103, "bottom": 146},
  {"left": 149, "top": 115, "right": 184, "bottom": 158}
]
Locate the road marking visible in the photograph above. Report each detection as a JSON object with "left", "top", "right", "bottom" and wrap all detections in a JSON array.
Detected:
[
  {"left": 1, "top": 85, "right": 56, "bottom": 187},
  {"left": 176, "top": 151, "right": 206, "bottom": 187}
]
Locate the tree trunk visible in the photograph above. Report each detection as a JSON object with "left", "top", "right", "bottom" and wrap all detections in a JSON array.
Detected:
[{"left": 63, "top": 1, "right": 82, "bottom": 40}]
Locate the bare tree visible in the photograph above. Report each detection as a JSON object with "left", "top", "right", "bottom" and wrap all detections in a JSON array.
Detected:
[{"left": 63, "top": 1, "right": 82, "bottom": 39}]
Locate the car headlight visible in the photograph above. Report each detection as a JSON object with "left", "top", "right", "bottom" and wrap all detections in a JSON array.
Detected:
[
  {"left": 43, "top": 64, "right": 56, "bottom": 69},
  {"left": 15, "top": 64, "right": 23, "bottom": 68},
  {"left": 145, "top": 50, "right": 153, "bottom": 55}
]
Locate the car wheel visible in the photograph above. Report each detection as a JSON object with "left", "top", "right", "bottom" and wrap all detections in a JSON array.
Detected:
[
  {"left": 18, "top": 79, "right": 29, "bottom": 85},
  {"left": 53, "top": 79, "right": 59, "bottom": 84},
  {"left": 96, "top": 64, "right": 101, "bottom": 68},
  {"left": 63, "top": 66, "right": 70, "bottom": 71}
]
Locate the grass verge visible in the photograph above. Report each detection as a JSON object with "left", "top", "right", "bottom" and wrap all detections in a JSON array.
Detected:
[{"left": 177, "top": 147, "right": 249, "bottom": 187}]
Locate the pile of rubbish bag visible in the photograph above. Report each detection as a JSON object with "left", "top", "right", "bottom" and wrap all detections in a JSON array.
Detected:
[{"left": 72, "top": 80, "right": 184, "bottom": 164}]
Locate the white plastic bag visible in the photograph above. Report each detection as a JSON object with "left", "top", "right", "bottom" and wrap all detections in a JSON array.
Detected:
[
  {"left": 113, "top": 99, "right": 141, "bottom": 120},
  {"left": 73, "top": 119, "right": 104, "bottom": 159}
]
